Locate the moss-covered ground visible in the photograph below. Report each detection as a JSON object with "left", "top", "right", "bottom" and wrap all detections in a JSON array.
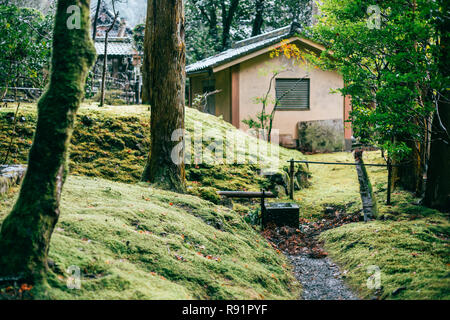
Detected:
[
  {"left": 0, "top": 176, "right": 299, "bottom": 299},
  {"left": 293, "top": 152, "right": 449, "bottom": 300},
  {"left": 0, "top": 103, "right": 305, "bottom": 206},
  {"left": 0, "top": 103, "right": 303, "bottom": 299},
  {"left": 1, "top": 103, "right": 448, "bottom": 300}
]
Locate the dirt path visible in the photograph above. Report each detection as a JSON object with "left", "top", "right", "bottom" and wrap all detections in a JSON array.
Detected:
[
  {"left": 288, "top": 254, "right": 358, "bottom": 300},
  {"left": 263, "top": 152, "right": 386, "bottom": 300},
  {"left": 263, "top": 213, "right": 361, "bottom": 300}
]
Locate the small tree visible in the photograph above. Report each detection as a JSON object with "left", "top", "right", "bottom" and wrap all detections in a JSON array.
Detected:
[
  {"left": 243, "top": 40, "right": 310, "bottom": 142},
  {"left": 99, "top": 0, "right": 119, "bottom": 107}
]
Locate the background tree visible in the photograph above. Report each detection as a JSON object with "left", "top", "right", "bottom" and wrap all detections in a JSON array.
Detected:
[
  {"left": 424, "top": 0, "right": 450, "bottom": 210},
  {"left": 141, "top": 0, "right": 186, "bottom": 193},
  {"left": 0, "top": 4, "right": 53, "bottom": 100},
  {"left": 185, "top": 0, "right": 313, "bottom": 64},
  {"left": 312, "top": 0, "right": 442, "bottom": 198},
  {"left": 0, "top": 0, "right": 96, "bottom": 282},
  {"left": 99, "top": 0, "right": 119, "bottom": 107}
]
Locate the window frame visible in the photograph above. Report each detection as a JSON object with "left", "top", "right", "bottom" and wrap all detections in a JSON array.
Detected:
[{"left": 275, "top": 78, "right": 310, "bottom": 111}]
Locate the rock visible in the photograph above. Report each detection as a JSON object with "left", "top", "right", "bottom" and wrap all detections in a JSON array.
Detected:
[{"left": 0, "top": 165, "right": 27, "bottom": 195}]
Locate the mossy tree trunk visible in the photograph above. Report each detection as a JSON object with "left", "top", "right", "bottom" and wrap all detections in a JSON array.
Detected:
[
  {"left": 0, "top": 0, "right": 96, "bottom": 283},
  {"left": 141, "top": 0, "right": 186, "bottom": 193}
]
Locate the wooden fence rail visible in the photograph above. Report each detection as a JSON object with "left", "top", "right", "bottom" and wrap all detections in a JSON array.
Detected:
[{"left": 287, "top": 159, "right": 401, "bottom": 205}]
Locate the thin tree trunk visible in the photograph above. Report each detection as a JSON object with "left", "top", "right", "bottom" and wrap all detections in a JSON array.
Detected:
[
  {"left": 221, "top": 0, "right": 239, "bottom": 50},
  {"left": 2, "top": 102, "right": 20, "bottom": 165},
  {"left": 90, "top": 0, "right": 101, "bottom": 94},
  {"left": 99, "top": 11, "right": 118, "bottom": 107},
  {"left": 141, "top": 0, "right": 186, "bottom": 193},
  {"left": 251, "top": 0, "right": 264, "bottom": 36},
  {"left": 99, "top": 32, "right": 109, "bottom": 107},
  {"left": 92, "top": 0, "right": 101, "bottom": 41},
  {"left": 0, "top": 0, "right": 96, "bottom": 283}
]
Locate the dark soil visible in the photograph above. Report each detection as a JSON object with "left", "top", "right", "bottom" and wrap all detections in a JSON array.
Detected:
[{"left": 262, "top": 206, "right": 361, "bottom": 300}]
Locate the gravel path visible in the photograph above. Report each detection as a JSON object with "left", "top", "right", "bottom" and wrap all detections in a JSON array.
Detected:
[{"left": 288, "top": 254, "right": 359, "bottom": 300}]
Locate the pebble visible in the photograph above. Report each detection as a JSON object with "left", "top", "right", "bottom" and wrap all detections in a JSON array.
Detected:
[{"left": 288, "top": 254, "right": 359, "bottom": 300}]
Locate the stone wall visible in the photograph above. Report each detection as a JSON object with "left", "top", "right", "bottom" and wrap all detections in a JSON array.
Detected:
[
  {"left": 297, "top": 119, "right": 345, "bottom": 153},
  {"left": 0, "top": 165, "right": 26, "bottom": 195}
]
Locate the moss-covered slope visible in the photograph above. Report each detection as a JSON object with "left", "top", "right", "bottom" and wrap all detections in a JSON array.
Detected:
[
  {"left": 0, "top": 176, "right": 299, "bottom": 299},
  {"left": 0, "top": 103, "right": 305, "bottom": 203},
  {"left": 293, "top": 151, "right": 449, "bottom": 300}
]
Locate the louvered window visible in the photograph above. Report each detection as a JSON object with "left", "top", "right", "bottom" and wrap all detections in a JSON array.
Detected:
[{"left": 275, "top": 78, "right": 310, "bottom": 110}]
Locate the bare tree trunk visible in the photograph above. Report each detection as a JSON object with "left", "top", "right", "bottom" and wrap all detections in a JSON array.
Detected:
[
  {"left": 251, "top": 0, "right": 264, "bottom": 36},
  {"left": 89, "top": 0, "right": 101, "bottom": 94},
  {"left": 92, "top": 0, "right": 101, "bottom": 40},
  {"left": 221, "top": 0, "right": 239, "bottom": 50},
  {"left": 0, "top": 0, "right": 96, "bottom": 283},
  {"left": 141, "top": 0, "right": 186, "bottom": 193},
  {"left": 99, "top": 11, "right": 118, "bottom": 107}
]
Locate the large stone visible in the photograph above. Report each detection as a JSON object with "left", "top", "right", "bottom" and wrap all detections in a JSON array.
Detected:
[
  {"left": 297, "top": 119, "right": 345, "bottom": 153},
  {"left": 0, "top": 165, "right": 26, "bottom": 195}
]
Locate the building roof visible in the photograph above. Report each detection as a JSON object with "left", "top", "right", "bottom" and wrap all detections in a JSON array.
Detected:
[
  {"left": 91, "top": 1, "right": 133, "bottom": 38},
  {"left": 186, "top": 22, "right": 319, "bottom": 75},
  {"left": 95, "top": 37, "right": 136, "bottom": 56}
]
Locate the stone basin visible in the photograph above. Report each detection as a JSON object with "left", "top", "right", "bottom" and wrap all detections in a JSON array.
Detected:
[{"left": 263, "top": 202, "right": 299, "bottom": 228}]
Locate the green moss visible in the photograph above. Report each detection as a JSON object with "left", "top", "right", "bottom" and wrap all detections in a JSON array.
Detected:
[
  {"left": 0, "top": 103, "right": 306, "bottom": 206},
  {"left": 0, "top": 175, "right": 299, "bottom": 299},
  {"left": 291, "top": 151, "right": 449, "bottom": 300},
  {"left": 319, "top": 219, "right": 450, "bottom": 300}
]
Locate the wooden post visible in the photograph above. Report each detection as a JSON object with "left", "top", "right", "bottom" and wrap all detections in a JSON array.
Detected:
[
  {"left": 289, "top": 159, "right": 295, "bottom": 200},
  {"left": 261, "top": 189, "right": 265, "bottom": 228},
  {"left": 387, "top": 159, "right": 392, "bottom": 205}
]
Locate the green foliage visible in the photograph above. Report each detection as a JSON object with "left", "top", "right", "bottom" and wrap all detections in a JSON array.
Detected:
[
  {"left": 311, "top": 0, "right": 444, "bottom": 161},
  {"left": 132, "top": 23, "right": 145, "bottom": 53},
  {"left": 184, "top": 0, "right": 312, "bottom": 64},
  {"left": 0, "top": 175, "right": 299, "bottom": 299},
  {"left": 0, "top": 4, "right": 53, "bottom": 92}
]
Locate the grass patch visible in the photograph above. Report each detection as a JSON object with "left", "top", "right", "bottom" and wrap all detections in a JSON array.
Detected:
[
  {"left": 295, "top": 152, "right": 449, "bottom": 300},
  {"left": 320, "top": 218, "right": 450, "bottom": 300},
  {"left": 0, "top": 175, "right": 299, "bottom": 300}
]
